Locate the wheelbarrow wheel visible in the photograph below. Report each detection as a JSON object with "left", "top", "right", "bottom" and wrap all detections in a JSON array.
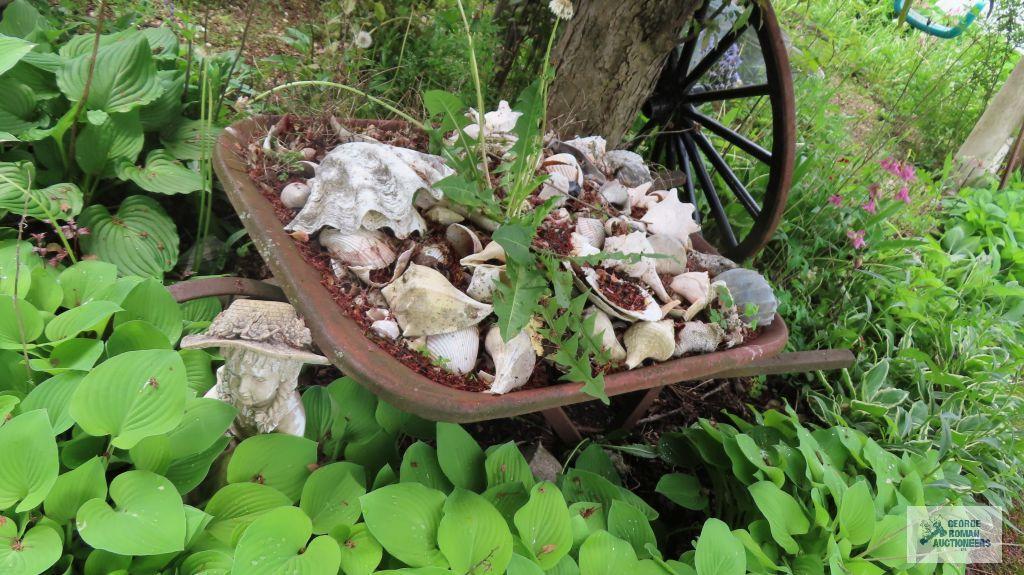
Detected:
[{"left": 634, "top": 0, "right": 795, "bottom": 262}]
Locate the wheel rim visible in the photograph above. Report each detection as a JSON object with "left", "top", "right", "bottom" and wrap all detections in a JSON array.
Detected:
[{"left": 635, "top": 0, "right": 795, "bottom": 262}]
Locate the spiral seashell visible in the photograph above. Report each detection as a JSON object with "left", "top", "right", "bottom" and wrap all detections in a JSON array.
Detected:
[
  {"left": 320, "top": 228, "right": 397, "bottom": 269},
  {"left": 599, "top": 179, "right": 629, "bottom": 209},
  {"left": 640, "top": 191, "right": 700, "bottom": 247},
  {"left": 713, "top": 268, "right": 777, "bottom": 327},
  {"left": 425, "top": 205, "right": 465, "bottom": 225},
  {"left": 575, "top": 217, "right": 605, "bottom": 250},
  {"left": 647, "top": 234, "right": 688, "bottom": 276},
  {"left": 585, "top": 307, "right": 626, "bottom": 363},
  {"left": 460, "top": 241, "right": 506, "bottom": 267},
  {"left": 484, "top": 326, "right": 536, "bottom": 394},
  {"left": 542, "top": 153, "right": 584, "bottom": 186},
  {"left": 370, "top": 319, "right": 401, "bottom": 340},
  {"left": 674, "top": 321, "right": 725, "bottom": 356},
  {"left": 425, "top": 326, "right": 480, "bottom": 375},
  {"left": 669, "top": 271, "right": 711, "bottom": 320},
  {"left": 382, "top": 264, "right": 493, "bottom": 337},
  {"left": 445, "top": 223, "right": 483, "bottom": 259},
  {"left": 280, "top": 182, "right": 311, "bottom": 209},
  {"left": 466, "top": 265, "right": 503, "bottom": 303},
  {"left": 623, "top": 320, "right": 676, "bottom": 369}
]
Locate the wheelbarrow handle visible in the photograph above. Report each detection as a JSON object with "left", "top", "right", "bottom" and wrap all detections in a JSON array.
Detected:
[{"left": 168, "top": 277, "right": 287, "bottom": 304}]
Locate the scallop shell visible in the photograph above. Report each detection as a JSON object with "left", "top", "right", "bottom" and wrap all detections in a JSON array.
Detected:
[
  {"left": 484, "top": 325, "right": 537, "bottom": 395},
  {"left": 713, "top": 268, "right": 777, "bottom": 326},
  {"left": 320, "top": 228, "right": 396, "bottom": 269},
  {"left": 674, "top": 321, "right": 725, "bottom": 356},
  {"left": 370, "top": 320, "right": 401, "bottom": 340},
  {"left": 640, "top": 191, "right": 700, "bottom": 247},
  {"left": 412, "top": 239, "right": 454, "bottom": 270},
  {"left": 287, "top": 142, "right": 453, "bottom": 238},
  {"left": 460, "top": 241, "right": 506, "bottom": 267},
  {"left": 606, "top": 149, "right": 653, "bottom": 187},
  {"left": 585, "top": 307, "right": 626, "bottom": 363},
  {"left": 466, "top": 265, "right": 503, "bottom": 303},
  {"left": 623, "top": 320, "right": 676, "bottom": 369},
  {"left": 669, "top": 271, "right": 711, "bottom": 320},
  {"left": 647, "top": 234, "right": 688, "bottom": 276},
  {"left": 381, "top": 264, "right": 493, "bottom": 337},
  {"left": 445, "top": 223, "right": 483, "bottom": 258},
  {"left": 280, "top": 182, "right": 310, "bottom": 209},
  {"left": 577, "top": 267, "right": 663, "bottom": 323},
  {"left": 425, "top": 206, "right": 465, "bottom": 225},
  {"left": 426, "top": 326, "right": 480, "bottom": 375},
  {"left": 542, "top": 153, "right": 584, "bottom": 186},
  {"left": 575, "top": 217, "right": 606, "bottom": 250}
]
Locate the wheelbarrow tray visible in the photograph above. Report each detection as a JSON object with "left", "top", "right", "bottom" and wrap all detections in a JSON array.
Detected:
[{"left": 213, "top": 116, "right": 789, "bottom": 422}]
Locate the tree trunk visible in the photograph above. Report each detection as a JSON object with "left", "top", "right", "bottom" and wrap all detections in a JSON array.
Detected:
[{"left": 548, "top": 0, "right": 701, "bottom": 147}]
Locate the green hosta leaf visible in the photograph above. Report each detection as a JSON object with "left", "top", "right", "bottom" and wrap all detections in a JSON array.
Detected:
[
  {"left": 607, "top": 501, "right": 656, "bottom": 559},
  {"left": 106, "top": 320, "right": 171, "bottom": 356},
  {"left": 839, "top": 479, "right": 875, "bottom": 546},
  {"left": 205, "top": 482, "right": 292, "bottom": 544},
  {"left": 139, "top": 71, "right": 184, "bottom": 131},
  {"left": 302, "top": 385, "right": 334, "bottom": 443},
  {"left": 332, "top": 523, "right": 383, "bottom": 575},
  {"left": 57, "top": 33, "right": 163, "bottom": 113},
  {"left": 28, "top": 337, "right": 104, "bottom": 374},
  {"left": 0, "top": 241, "right": 37, "bottom": 299},
  {"left": 578, "top": 531, "right": 638, "bottom": 575},
  {"left": 401, "top": 441, "right": 453, "bottom": 493},
  {"left": 118, "top": 149, "right": 203, "bottom": 195},
  {"left": 513, "top": 482, "right": 573, "bottom": 570},
  {"left": 20, "top": 371, "right": 84, "bottom": 433},
  {"left": 44, "top": 300, "right": 122, "bottom": 341},
  {"left": 493, "top": 261, "right": 546, "bottom": 341},
  {"left": 360, "top": 482, "right": 447, "bottom": 568},
  {"left": 226, "top": 433, "right": 317, "bottom": 502},
  {"left": 436, "top": 422, "right": 486, "bottom": 492},
  {"left": 114, "top": 277, "right": 183, "bottom": 344},
  {"left": 0, "top": 396, "right": 17, "bottom": 422},
  {"left": 575, "top": 445, "right": 621, "bottom": 486},
  {"left": 24, "top": 265, "right": 61, "bottom": 314},
  {"left": 232, "top": 506, "right": 340, "bottom": 575},
  {"left": 0, "top": 34, "right": 34, "bottom": 75},
  {"left": 0, "top": 517, "right": 61, "bottom": 575},
  {"left": 344, "top": 429, "right": 398, "bottom": 477},
  {"left": 0, "top": 162, "right": 82, "bottom": 221},
  {"left": 328, "top": 376, "right": 379, "bottom": 442},
  {"left": 84, "top": 548, "right": 133, "bottom": 574},
  {"left": 43, "top": 456, "right": 107, "bottom": 524},
  {"left": 694, "top": 519, "right": 745, "bottom": 575},
  {"left": 569, "top": 502, "right": 606, "bottom": 551},
  {"left": 0, "top": 79, "right": 45, "bottom": 136},
  {"left": 179, "top": 349, "right": 215, "bottom": 396},
  {"left": 507, "top": 553, "right": 545, "bottom": 575},
  {"left": 160, "top": 118, "right": 221, "bottom": 161},
  {"left": 561, "top": 469, "right": 658, "bottom": 521},
  {"left": 0, "top": 0, "right": 47, "bottom": 40},
  {"left": 438, "top": 489, "right": 513, "bottom": 575},
  {"left": 300, "top": 462, "right": 367, "bottom": 534},
  {"left": 77, "top": 470, "right": 186, "bottom": 555},
  {"left": 0, "top": 410, "right": 58, "bottom": 512},
  {"left": 374, "top": 400, "right": 433, "bottom": 440},
  {"left": 141, "top": 26, "right": 179, "bottom": 60},
  {"left": 748, "top": 481, "right": 810, "bottom": 555},
  {"left": 179, "top": 549, "right": 233, "bottom": 575},
  {"left": 58, "top": 260, "right": 118, "bottom": 308},
  {"left": 78, "top": 195, "right": 180, "bottom": 279},
  {"left": 485, "top": 442, "right": 534, "bottom": 490},
  {"left": 166, "top": 397, "right": 236, "bottom": 458},
  {"left": 0, "top": 296, "right": 42, "bottom": 349},
  {"left": 69, "top": 349, "right": 188, "bottom": 449},
  {"left": 655, "top": 473, "right": 707, "bottom": 511},
  {"left": 74, "top": 110, "right": 144, "bottom": 176},
  {"left": 482, "top": 482, "right": 529, "bottom": 527}
]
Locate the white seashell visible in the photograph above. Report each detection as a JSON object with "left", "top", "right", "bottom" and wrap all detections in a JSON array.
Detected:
[
  {"left": 603, "top": 216, "right": 646, "bottom": 236},
  {"left": 585, "top": 307, "right": 626, "bottom": 363},
  {"left": 287, "top": 142, "right": 453, "bottom": 238},
  {"left": 623, "top": 320, "right": 676, "bottom": 369},
  {"left": 575, "top": 217, "right": 606, "bottom": 249},
  {"left": 674, "top": 321, "right": 725, "bottom": 356},
  {"left": 626, "top": 182, "right": 655, "bottom": 211},
  {"left": 688, "top": 250, "right": 738, "bottom": 276},
  {"left": 381, "top": 264, "right": 493, "bottom": 337},
  {"left": 484, "top": 326, "right": 536, "bottom": 394},
  {"left": 537, "top": 174, "right": 569, "bottom": 207},
  {"left": 599, "top": 180, "right": 629, "bottom": 209},
  {"left": 578, "top": 267, "right": 663, "bottom": 323},
  {"left": 669, "top": 272, "right": 711, "bottom": 320},
  {"left": 320, "top": 228, "right": 397, "bottom": 269},
  {"left": 460, "top": 241, "right": 506, "bottom": 267},
  {"left": 602, "top": 231, "right": 672, "bottom": 302},
  {"left": 370, "top": 319, "right": 401, "bottom": 340},
  {"left": 412, "top": 240, "right": 453, "bottom": 269},
  {"left": 426, "top": 326, "right": 480, "bottom": 375},
  {"left": 570, "top": 233, "right": 601, "bottom": 258},
  {"left": 640, "top": 191, "right": 700, "bottom": 247},
  {"left": 542, "top": 153, "right": 584, "bottom": 186},
  {"left": 301, "top": 147, "right": 317, "bottom": 160},
  {"left": 445, "top": 223, "right": 483, "bottom": 258},
  {"left": 297, "top": 161, "right": 319, "bottom": 178},
  {"left": 564, "top": 136, "right": 607, "bottom": 166},
  {"left": 366, "top": 308, "right": 390, "bottom": 322},
  {"left": 466, "top": 265, "right": 503, "bottom": 303},
  {"left": 280, "top": 182, "right": 311, "bottom": 208},
  {"left": 463, "top": 101, "right": 522, "bottom": 136},
  {"left": 647, "top": 234, "right": 688, "bottom": 276},
  {"left": 713, "top": 268, "right": 777, "bottom": 326},
  {"left": 605, "top": 149, "right": 653, "bottom": 187},
  {"left": 425, "top": 206, "right": 465, "bottom": 225}
]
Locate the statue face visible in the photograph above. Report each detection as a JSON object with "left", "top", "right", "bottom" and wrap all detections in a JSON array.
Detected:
[{"left": 221, "top": 348, "right": 302, "bottom": 407}]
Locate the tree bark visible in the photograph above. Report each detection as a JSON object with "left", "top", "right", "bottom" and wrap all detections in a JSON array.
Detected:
[{"left": 548, "top": 0, "right": 701, "bottom": 147}]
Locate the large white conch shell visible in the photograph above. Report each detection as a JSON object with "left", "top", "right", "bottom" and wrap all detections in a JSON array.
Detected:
[
  {"left": 674, "top": 321, "right": 725, "bottom": 356},
  {"left": 669, "top": 271, "right": 712, "bottom": 320},
  {"left": 287, "top": 142, "right": 452, "bottom": 238},
  {"left": 381, "top": 264, "right": 493, "bottom": 337},
  {"left": 647, "top": 234, "right": 688, "bottom": 276},
  {"left": 602, "top": 231, "right": 672, "bottom": 302},
  {"left": 460, "top": 241, "right": 506, "bottom": 267},
  {"left": 585, "top": 307, "right": 626, "bottom": 363},
  {"left": 623, "top": 320, "right": 676, "bottom": 369},
  {"left": 426, "top": 326, "right": 480, "bottom": 375},
  {"left": 484, "top": 326, "right": 536, "bottom": 394},
  {"left": 320, "top": 228, "right": 396, "bottom": 269},
  {"left": 466, "top": 264, "right": 503, "bottom": 303},
  {"left": 640, "top": 190, "right": 700, "bottom": 247}
]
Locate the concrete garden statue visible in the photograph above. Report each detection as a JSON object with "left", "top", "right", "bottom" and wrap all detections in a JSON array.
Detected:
[{"left": 181, "top": 299, "right": 328, "bottom": 438}]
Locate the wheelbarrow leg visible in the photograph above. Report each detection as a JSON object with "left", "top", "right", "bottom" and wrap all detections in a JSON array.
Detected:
[
  {"left": 541, "top": 408, "right": 584, "bottom": 445},
  {"left": 614, "top": 386, "right": 667, "bottom": 431}
]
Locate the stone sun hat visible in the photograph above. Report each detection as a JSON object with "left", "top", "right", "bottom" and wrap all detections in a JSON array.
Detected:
[{"left": 180, "top": 299, "right": 329, "bottom": 365}]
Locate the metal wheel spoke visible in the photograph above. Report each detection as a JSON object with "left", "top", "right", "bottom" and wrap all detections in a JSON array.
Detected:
[
  {"left": 684, "top": 107, "right": 772, "bottom": 164},
  {"left": 682, "top": 19, "right": 753, "bottom": 92},
  {"left": 690, "top": 130, "right": 761, "bottom": 218},
  {"left": 673, "top": 2, "right": 710, "bottom": 85},
  {"left": 682, "top": 133, "right": 737, "bottom": 248},
  {"left": 651, "top": 133, "right": 667, "bottom": 166},
  {"left": 672, "top": 135, "right": 701, "bottom": 224},
  {"left": 688, "top": 83, "right": 771, "bottom": 105}
]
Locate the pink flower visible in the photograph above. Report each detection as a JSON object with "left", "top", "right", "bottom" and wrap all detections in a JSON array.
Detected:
[
  {"left": 868, "top": 183, "right": 881, "bottom": 199},
  {"left": 896, "top": 186, "right": 911, "bottom": 204},
  {"left": 861, "top": 198, "right": 878, "bottom": 214},
  {"left": 828, "top": 194, "right": 842, "bottom": 207},
  {"left": 899, "top": 164, "right": 917, "bottom": 182},
  {"left": 846, "top": 229, "right": 867, "bottom": 250}
]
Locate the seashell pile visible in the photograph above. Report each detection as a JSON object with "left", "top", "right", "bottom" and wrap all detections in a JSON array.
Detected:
[{"left": 270, "top": 107, "right": 778, "bottom": 395}]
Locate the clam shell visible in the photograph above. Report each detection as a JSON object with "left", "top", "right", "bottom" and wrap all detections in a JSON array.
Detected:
[
  {"left": 674, "top": 321, "right": 724, "bottom": 356},
  {"left": 382, "top": 264, "right": 493, "bottom": 337},
  {"left": 425, "top": 206, "right": 465, "bottom": 225},
  {"left": 320, "top": 228, "right": 396, "bottom": 269},
  {"left": 640, "top": 191, "right": 700, "bottom": 247},
  {"left": 370, "top": 319, "right": 401, "bottom": 340},
  {"left": 578, "top": 267, "right": 663, "bottom": 323},
  {"left": 713, "top": 268, "right": 777, "bottom": 326},
  {"left": 570, "top": 233, "right": 601, "bottom": 257},
  {"left": 445, "top": 223, "right": 483, "bottom": 259},
  {"left": 585, "top": 307, "right": 626, "bottom": 363},
  {"left": 484, "top": 326, "right": 536, "bottom": 395},
  {"left": 647, "top": 234, "right": 688, "bottom": 276},
  {"left": 623, "top": 320, "right": 676, "bottom": 369},
  {"left": 426, "top": 326, "right": 480, "bottom": 375},
  {"left": 575, "top": 217, "right": 605, "bottom": 249},
  {"left": 460, "top": 241, "right": 506, "bottom": 267},
  {"left": 280, "top": 182, "right": 311, "bottom": 209},
  {"left": 466, "top": 265, "right": 503, "bottom": 303}
]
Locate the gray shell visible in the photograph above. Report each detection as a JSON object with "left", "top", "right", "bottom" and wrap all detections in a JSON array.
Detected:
[{"left": 713, "top": 268, "right": 777, "bottom": 326}]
